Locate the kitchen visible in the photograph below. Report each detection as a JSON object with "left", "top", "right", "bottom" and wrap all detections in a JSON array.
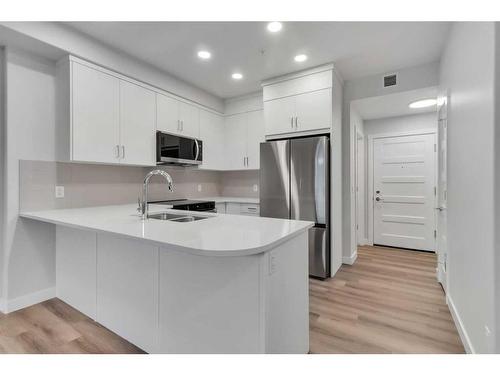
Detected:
[{"left": 0, "top": 14, "right": 499, "bottom": 363}]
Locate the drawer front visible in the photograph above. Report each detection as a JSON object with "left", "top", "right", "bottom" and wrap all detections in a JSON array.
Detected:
[{"left": 240, "top": 204, "right": 260, "bottom": 216}]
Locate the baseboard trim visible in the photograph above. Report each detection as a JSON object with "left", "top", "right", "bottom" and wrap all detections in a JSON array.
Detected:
[
  {"left": 342, "top": 251, "right": 358, "bottom": 265},
  {"left": 4, "top": 287, "right": 56, "bottom": 314},
  {"left": 0, "top": 297, "right": 6, "bottom": 314},
  {"left": 447, "top": 294, "right": 474, "bottom": 354}
]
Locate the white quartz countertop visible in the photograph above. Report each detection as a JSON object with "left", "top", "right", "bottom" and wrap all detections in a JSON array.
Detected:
[
  {"left": 20, "top": 204, "right": 312, "bottom": 257},
  {"left": 200, "top": 196, "right": 260, "bottom": 204}
]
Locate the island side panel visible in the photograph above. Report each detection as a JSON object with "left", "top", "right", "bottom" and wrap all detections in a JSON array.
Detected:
[
  {"left": 265, "top": 231, "right": 309, "bottom": 353},
  {"left": 96, "top": 233, "right": 159, "bottom": 353},
  {"left": 159, "top": 250, "right": 265, "bottom": 353},
  {"left": 56, "top": 226, "right": 97, "bottom": 320}
]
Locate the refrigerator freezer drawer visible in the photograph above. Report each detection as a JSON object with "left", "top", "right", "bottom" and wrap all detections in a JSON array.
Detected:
[{"left": 309, "top": 227, "right": 330, "bottom": 279}]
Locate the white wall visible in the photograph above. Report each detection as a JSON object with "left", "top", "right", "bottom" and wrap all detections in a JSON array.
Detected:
[
  {"left": 0, "top": 47, "right": 5, "bottom": 309},
  {"left": 0, "top": 22, "right": 224, "bottom": 113},
  {"left": 439, "top": 22, "right": 496, "bottom": 353},
  {"left": 2, "top": 48, "right": 57, "bottom": 310},
  {"left": 363, "top": 112, "right": 437, "bottom": 137},
  {"left": 342, "top": 62, "right": 440, "bottom": 262}
]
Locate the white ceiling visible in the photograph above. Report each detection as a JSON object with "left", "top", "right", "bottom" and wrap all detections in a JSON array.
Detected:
[
  {"left": 65, "top": 22, "right": 451, "bottom": 99},
  {"left": 351, "top": 86, "right": 438, "bottom": 120}
]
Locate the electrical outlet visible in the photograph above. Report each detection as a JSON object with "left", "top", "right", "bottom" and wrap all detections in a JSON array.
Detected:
[
  {"left": 253, "top": 184, "right": 258, "bottom": 192},
  {"left": 268, "top": 251, "right": 277, "bottom": 275},
  {"left": 55, "top": 185, "right": 65, "bottom": 199},
  {"left": 197, "top": 184, "right": 202, "bottom": 192}
]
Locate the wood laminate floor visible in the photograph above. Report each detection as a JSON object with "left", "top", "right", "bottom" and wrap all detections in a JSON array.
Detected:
[
  {"left": 0, "top": 245, "right": 464, "bottom": 354},
  {"left": 310, "top": 245, "right": 465, "bottom": 353}
]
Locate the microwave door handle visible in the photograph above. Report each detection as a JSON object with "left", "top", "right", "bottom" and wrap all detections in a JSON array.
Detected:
[{"left": 194, "top": 139, "right": 200, "bottom": 161}]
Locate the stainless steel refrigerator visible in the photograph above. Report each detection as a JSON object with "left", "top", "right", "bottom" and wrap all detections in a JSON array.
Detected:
[{"left": 259, "top": 136, "right": 330, "bottom": 278}]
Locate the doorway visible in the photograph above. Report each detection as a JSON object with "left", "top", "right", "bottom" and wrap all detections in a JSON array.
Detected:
[{"left": 350, "top": 87, "right": 440, "bottom": 255}]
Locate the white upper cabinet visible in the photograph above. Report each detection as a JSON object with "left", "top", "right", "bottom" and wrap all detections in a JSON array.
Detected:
[
  {"left": 72, "top": 62, "right": 120, "bottom": 163},
  {"left": 224, "top": 113, "right": 248, "bottom": 170},
  {"left": 199, "top": 109, "right": 224, "bottom": 170},
  {"left": 156, "top": 93, "right": 180, "bottom": 134},
  {"left": 263, "top": 96, "right": 295, "bottom": 136},
  {"left": 262, "top": 65, "right": 335, "bottom": 137},
  {"left": 246, "top": 110, "right": 265, "bottom": 169},
  {"left": 294, "top": 88, "right": 332, "bottom": 133},
  {"left": 119, "top": 80, "right": 156, "bottom": 166},
  {"left": 156, "top": 93, "right": 200, "bottom": 138},
  {"left": 179, "top": 101, "right": 200, "bottom": 138},
  {"left": 224, "top": 110, "right": 265, "bottom": 170}
]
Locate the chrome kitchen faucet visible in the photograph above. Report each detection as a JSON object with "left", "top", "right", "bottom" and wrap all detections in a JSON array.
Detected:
[{"left": 139, "top": 169, "right": 174, "bottom": 220}]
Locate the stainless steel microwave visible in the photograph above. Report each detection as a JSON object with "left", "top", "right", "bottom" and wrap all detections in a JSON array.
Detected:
[{"left": 156, "top": 131, "right": 203, "bottom": 166}]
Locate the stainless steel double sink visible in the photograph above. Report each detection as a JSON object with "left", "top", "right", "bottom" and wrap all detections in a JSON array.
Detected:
[{"left": 148, "top": 212, "right": 211, "bottom": 222}]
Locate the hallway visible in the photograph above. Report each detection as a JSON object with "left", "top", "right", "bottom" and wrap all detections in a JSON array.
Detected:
[{"left": 309, "top": 245, "right": 464, "bottom": 353}]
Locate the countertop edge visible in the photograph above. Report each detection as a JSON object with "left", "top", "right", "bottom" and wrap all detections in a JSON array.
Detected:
[{"left": 19, "top": 211, "right": 313, "bottom": 257}]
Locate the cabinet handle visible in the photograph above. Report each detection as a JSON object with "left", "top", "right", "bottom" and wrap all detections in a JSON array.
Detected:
[
  {"left": 121, "top": 145, "right": 125, "bottom": 159},
  {"left": 295, "top": 117, "right": 298, "bottom": 129},
  {"left": 181, "top": 120, "right": 184, "bottom": 131},
  {"left": 177, "top": 120, "right": 180, "bottom": 131},
  {"left": 243, "top": 157, "right": 246, "bottom": 167},
  {"left": 291, "top": 117, "right": 294, "bottom": 129},
  {"left": 115, "top": 145, "right": 120, "bottom": 158}
]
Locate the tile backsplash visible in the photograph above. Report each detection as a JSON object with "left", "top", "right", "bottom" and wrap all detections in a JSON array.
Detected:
[{"left": 19, "top": 160, "right": 260, "bottom": 212}]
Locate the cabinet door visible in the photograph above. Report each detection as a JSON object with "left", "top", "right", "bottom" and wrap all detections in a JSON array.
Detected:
[
  {"left": 263, "top": 96, "right": 295, "bottom": 136},
  {"left": 246, "top": 110, "right": 265, "bottom": 169},
  {"left": 199, "top": 109, "right": 224, "bottom": 170},
  {"left": 224, "top": 114, "right": 248, "bottom": 170},
  {"left": 294, "top": 88, "right": 332, "bottom": 132},
  {"left": 120, "top": 81, "right": 156, "bottom": 166},
  {"left": 72, "top": 62, "right": 120, "bottom": 163},
  {"left": 225, "top": 202, "right": 241, "bottom": 215},
  {"left": 157, "top": 93, "right": 180, "bottom": 134},
  {"left": 179, "top": 101, "right": 200, "bottom": 138},
  {"left": 97, "top": 234, "right": 159, "bottom": 353}
]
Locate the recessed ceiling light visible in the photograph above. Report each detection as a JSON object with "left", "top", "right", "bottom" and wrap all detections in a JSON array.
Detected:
[
  {"left": 294, "top": 54, "right": 308, "bottom": 62},
  {"left": 267, "top": 22, "right": 283, "bottom": 33},
  {"left": 408, "top": 98, "right": 437, "bottom": 109},
  {"left": 232, "top": 73, "right": 243, "bottom": 80},
  {"left": 197, "top": 50, "right": 211, "bottom": 60}
]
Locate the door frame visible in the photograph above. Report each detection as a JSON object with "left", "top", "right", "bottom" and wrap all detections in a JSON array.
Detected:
[{"left": 367, "top": 128, "right": 438, "bottom": 246}]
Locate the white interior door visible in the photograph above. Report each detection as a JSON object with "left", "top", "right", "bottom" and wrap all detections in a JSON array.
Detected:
[
  {"left": 373, "top": 133, "right": 436, "bottom": 251},
  {"left": 436, "top": 98, "right": 448, "bottom": 290}
]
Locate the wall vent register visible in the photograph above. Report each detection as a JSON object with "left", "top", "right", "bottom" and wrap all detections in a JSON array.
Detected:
[{"left": 383, "top": 74, "right": 397, "bottom": 87}]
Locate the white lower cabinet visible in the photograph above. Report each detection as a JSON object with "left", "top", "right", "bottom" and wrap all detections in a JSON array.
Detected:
[
  {"left": 56, "top": 226, "right": 309, "bottom": 353},
  {"left": 56, "top": 226, "right": 97, "bottom": 320},
  {"left": 96, "top": 234, "right": 159, "bottom": 353},
  {"left": 223, "top": 202, "right": 260, "bottom": 216},
  {"left": 215, "top": 202, "right": 226, "bottom": 214}
]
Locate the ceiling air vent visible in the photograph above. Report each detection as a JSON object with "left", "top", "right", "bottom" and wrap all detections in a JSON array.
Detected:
[{"left": 384, "top": 74, "right": 397, "bottom": 87}]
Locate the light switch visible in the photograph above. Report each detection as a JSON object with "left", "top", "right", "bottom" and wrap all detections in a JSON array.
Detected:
[{"left": 55, "top": 185, "right": 65, "bottom": 198}]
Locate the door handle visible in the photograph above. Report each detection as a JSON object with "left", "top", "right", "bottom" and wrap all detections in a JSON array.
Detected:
[
  {"left": 435, "top": 206, "right": 446, "bottom": 211},
  {"left": 194, "top": 139, "right": 200, "bottom": 161},
  {"left": 375, "top": 197, "right": 383, "bottom": 202}
]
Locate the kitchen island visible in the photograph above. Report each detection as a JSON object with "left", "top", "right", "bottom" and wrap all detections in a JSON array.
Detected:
[{"left": 20, "top": 204, "right": 313, "bottom": 354}]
